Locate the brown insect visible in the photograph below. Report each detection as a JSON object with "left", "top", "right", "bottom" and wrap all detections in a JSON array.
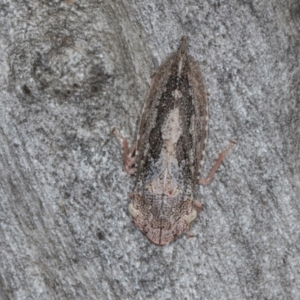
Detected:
[{"left": 114, "top": 36, "right": 235, "bottom": 245}]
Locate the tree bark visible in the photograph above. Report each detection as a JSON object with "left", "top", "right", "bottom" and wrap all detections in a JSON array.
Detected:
[{"left": 0, "top": 0, "right": 300, "bottom": 299}]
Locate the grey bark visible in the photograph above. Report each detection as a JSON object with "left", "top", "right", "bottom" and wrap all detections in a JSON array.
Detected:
[{"left": 0, "top": 0, "right": 300, "bottom": 299}]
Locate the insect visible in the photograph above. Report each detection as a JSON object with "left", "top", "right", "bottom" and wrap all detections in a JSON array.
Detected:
[{"left": 113, "top": 36, "right": 235, "bottom": 245}]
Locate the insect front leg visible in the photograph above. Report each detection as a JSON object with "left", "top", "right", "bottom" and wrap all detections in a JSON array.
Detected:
[
  {"left": 199, "top": 140, "right": 236, "bottom": 185},
  {"left": 112, "top": 129, "right": 137, "bottom": 175}
]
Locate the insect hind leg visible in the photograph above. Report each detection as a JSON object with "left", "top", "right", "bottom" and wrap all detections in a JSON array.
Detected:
[
  {"left": 199, "top": 140, "right": 236, "bottom": 185},
  {"left": 112, "top": 128, "right": 137, "bottom": 175}
]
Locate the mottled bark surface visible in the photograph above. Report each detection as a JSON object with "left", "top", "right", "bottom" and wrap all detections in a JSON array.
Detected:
[{"left": 0, "top": 1, "right": 299, "bottom": 299}]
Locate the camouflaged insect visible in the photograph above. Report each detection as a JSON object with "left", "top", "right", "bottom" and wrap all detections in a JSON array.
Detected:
[{"left": 114, "top": 36, "right": 234, "bottom": 245}]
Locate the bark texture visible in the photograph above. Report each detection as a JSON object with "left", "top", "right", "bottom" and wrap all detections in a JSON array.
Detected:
[{"left": 0, "top": 0, "right": 300, "bottom": 299}]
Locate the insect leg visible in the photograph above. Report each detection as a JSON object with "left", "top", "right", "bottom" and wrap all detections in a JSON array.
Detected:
[
  {"left": 112, "top": 128, "right": 137, "bottom": 175},
  {"left": 199, "top": 140, "right": 236, "bottom": 185}
]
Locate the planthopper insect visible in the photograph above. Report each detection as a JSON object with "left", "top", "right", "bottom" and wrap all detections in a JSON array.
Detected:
[{"left": 113, "top": 36, "right": 235, "bottom": 245}]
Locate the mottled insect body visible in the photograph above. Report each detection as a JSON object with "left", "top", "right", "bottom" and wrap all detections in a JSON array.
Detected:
[{"left": 114, "top": 36, "right": 234, "bottom": 245}]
